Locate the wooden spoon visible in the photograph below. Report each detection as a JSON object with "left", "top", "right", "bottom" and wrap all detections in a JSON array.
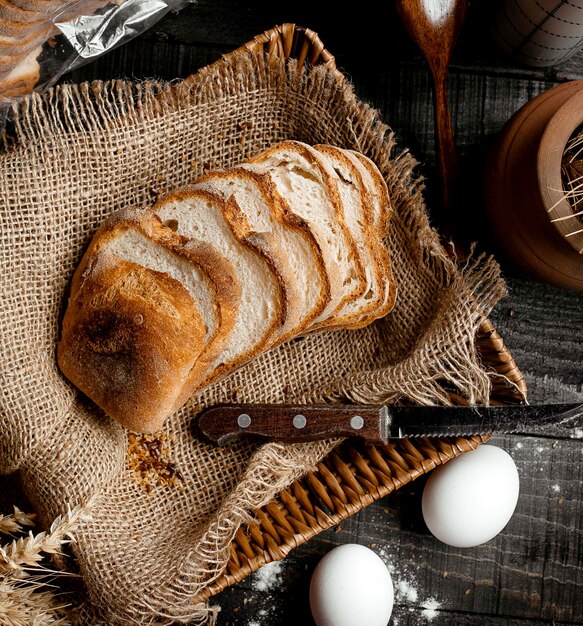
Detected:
[{"left": 396, "top": 0, "right": 468, "bottom": 219}]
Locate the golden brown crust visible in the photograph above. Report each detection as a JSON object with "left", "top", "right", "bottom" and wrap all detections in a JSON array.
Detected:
[
  {"left": 0, "top": 0, "right": 50, "bottom": 23},
  {"left": 349, "top": 150, "right": 393, "bottom": 234},
  {"left": 57, "top": 255, "right": 206, "bottom": 433}
]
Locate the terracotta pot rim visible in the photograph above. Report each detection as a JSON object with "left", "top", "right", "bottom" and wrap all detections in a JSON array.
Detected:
[{"left": 538, "top": 87, "right": 583, "bottom": 254}]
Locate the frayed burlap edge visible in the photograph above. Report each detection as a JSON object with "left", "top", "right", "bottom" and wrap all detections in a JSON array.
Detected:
[{"left": 2, "top": 52, "right": 517, "bottom": 625}]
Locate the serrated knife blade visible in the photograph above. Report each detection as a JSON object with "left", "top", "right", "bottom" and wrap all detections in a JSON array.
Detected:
[{"left": 197, "top": 402, "right": 583, "bottom": 446}]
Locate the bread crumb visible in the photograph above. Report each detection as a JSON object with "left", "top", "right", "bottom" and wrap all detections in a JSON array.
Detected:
[{"left": 127, "top": 432, "right": 185, "bottom": 493}]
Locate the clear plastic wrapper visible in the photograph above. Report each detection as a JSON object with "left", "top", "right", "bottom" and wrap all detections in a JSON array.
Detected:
[{"left": 0, "top": 0, "right": 192, "bottom": 122}]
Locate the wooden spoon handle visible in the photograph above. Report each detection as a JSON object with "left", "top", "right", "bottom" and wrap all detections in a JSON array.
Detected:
[{"left": 432, "top": 71, "right": 458, "bottom": 215}]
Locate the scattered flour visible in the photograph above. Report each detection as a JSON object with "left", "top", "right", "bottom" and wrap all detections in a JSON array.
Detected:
[
  {"left": 243, "top": 596, "right": 280, "bottom": 625},
  {"left": 376, "top": 545, "right": 397, "bottom": 573},
  {"left": 374, "top": 544, "right": 445, "bottom": 621},
  {"left": 572, "top": 428, "right": 583, "bottom": 439},
  {"left": 552, "top": 484, "right": 561, "bottom": 493},
  {"left": 514, "top": 442, "right": 523, "bottom": 450},
  {"left": 421, "top": 598, "right": 442, "bottom": 620},
  {"left": 396, "top": 579, "right": 419, "bottom": 603},
  {"left": 251, "top": 560, "right": 285, "bottom": 592},
  {"left": 535, "top": 446, "right": 545, "bottom": 453}
]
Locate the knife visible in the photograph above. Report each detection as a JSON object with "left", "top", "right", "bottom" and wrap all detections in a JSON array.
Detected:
[{"left": 197, "top": 402, "right": 583, "bottom": 446}]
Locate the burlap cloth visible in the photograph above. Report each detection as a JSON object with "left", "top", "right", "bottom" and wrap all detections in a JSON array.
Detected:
[{"left": 0, "top": 50, "right": 506, "bottom": 624}]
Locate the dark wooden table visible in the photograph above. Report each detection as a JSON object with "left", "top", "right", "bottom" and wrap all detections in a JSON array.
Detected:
[{"left": 68, "top": 1, "right": 583, "bottom": 623}]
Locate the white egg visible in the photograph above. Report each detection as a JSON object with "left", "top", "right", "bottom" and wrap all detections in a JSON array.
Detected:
[
  {"left": 422, "top": 444, "right": 520, "bottom": 548},
  {"left": 309, "top": 544, "right": 393, "bottom": 626}
]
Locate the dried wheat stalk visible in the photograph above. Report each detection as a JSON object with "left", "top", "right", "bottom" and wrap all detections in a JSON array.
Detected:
[
  {"left": 0, "top": 504, "right": 92, "bottom": 626},
  {"left": 0, "top": 507, "right": 36, "bottom": 536}
]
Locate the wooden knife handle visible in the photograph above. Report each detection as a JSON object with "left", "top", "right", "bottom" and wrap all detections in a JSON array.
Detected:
[{"left": 197, "top": 404, "right": 388, "bottom": 446}]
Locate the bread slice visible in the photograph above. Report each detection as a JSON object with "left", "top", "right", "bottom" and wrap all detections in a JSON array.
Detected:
[
  {"left": 0, "top": 0, "right": 51, "bottom": 23},
  {"left": 151, "top": 188, "right": 286, "bottom": 385},
  {"left": 192, "top": 167, "right": 330, "bottom": 341},
  {"left": 312, "top": 145, "right": 388, "bottom": 328},
  {"left": 0, "top": 43, "right": 38, "bottom": 73},
  {"left": 242, "top": 140, "right": 365, "bottom": 328},
  {"left": 57, "top": 234, "right": 207, "bottom": 433},
  {"left": 348, "top": 150, "right": 392, "bottom": 235},
  {"left": 345, "top": 150, "right": 397, "bottom": 320},
  {"left": 0, "top": 73, "right": 37, "bottom": 97},
  {"left": 0, "top": 15, "right": 44, "bottom": 36},
  {"left": 105, "top": 216, "right": 241, "bottom": 403}
]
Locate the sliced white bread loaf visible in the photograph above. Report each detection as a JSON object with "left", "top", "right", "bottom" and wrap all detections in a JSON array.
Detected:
[
  {"left": 58, "top": 142, "right": 396, "bottom": 433},
  {"left": 191, "top": 167, "right": 330, "bottom": 340},
  {"left": 151, "top": 188, "right": 286, "bottom": 385},
  {"left": 242, "top": 140, "right": 365, "bottom": 327}
]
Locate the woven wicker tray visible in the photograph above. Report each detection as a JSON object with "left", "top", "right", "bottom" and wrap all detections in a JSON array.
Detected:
[{"left": 199, "top": 23, "right": 527, "bottom": 601}]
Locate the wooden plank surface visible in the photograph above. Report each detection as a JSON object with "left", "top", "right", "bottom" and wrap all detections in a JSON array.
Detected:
[
  {"left": 61, "top": 1, "right": 583, "bottom": 623},
  {"left": 215, "top": 435, "right": 582, "bottom": 626}
]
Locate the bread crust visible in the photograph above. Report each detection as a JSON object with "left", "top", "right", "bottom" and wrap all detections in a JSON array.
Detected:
[
  {"left": 57, "top": 253, "right": 206, "bottom": 433},
  {"left": 348, "top": 150, "right": 393, "bottom": 234},
  {"left": 346, "top": 150, "right": 397, "bottom": 321}
]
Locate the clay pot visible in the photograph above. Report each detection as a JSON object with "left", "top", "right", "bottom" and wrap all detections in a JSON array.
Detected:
[{"left": 484, "top": 81, "right": 583, "bottom": 291}]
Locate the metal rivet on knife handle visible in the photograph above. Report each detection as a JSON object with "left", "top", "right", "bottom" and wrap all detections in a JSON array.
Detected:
[
  {"left": 237, "top": 414, "right": 251, "bottom": 428},
  {"left": 350, "top": 415, "right": 364, "bottom": 430},
  {"left": 293, "top": 414, "right": 307, "bottom": 429}
]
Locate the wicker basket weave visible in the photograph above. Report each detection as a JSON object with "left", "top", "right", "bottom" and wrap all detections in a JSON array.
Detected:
[{"left": 201, "top": 24, "right": 527, "bottom": 601}]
